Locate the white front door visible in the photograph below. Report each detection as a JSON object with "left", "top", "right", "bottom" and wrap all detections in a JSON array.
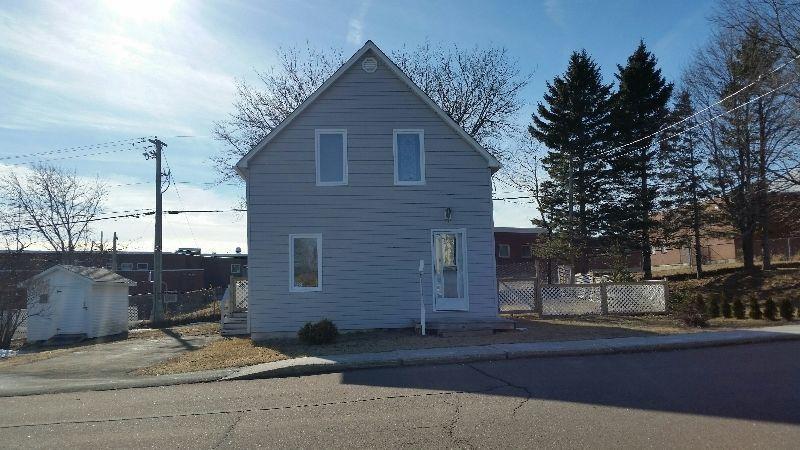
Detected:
[{"left": 431, "top": 229, "right": 469, "bottom": 311}]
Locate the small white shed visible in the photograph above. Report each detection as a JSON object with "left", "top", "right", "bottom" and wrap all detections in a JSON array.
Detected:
[{"left": 19, "top": 265, "right": 136, "bottom": 342}]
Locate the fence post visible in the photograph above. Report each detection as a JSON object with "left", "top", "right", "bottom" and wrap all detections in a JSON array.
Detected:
[
  {"left": 534, "top": 277, "right": 543, "bottom": 315},
  {"left": 662, "top": 277, "right": 669, "bottom": 312},
  {"left": 600, "top": 281, "right": 609, "bottom": 315}
]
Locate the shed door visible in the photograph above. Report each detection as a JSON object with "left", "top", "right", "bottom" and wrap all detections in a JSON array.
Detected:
[
  {"left": 53, "top": 285, "right": 86, "bottom": 335},
  {"left": 432, "top": 229, "right": 469, "bottom": 311}
]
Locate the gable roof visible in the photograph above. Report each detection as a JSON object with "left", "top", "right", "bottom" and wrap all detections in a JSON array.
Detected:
[
  {"left": 235, "top": 40, "right": 502, "bottom": 178},
  {"left": 20, "top": 265, "right": 137, "bottom": 287}
]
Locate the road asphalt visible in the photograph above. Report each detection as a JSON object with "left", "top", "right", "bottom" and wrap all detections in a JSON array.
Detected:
[
  {"left": 1, "top": 340, "right": 799, "bottom": 448},
  {"left": 2, "top": 324, "right": 800, "bottom": 397}
]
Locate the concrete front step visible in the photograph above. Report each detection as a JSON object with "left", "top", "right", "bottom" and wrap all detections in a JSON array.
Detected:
[{"left": 415, "top": 318, "right": 516, "bottom": 335}]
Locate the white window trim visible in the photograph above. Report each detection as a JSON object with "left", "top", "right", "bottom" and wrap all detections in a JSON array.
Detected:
[
  {"left": 498, "top": 244, "right": 511, "bottom": 258},
  {"left": 137, "top": 263, "right": 149, "bottom": 271},
  {"left": 315, "top": 129, "right": 348, "bottom": 186},
  {"left": 289, "top": 233, "right": 323, "bottom": 293},
  {"left": 119, "top": 263, "right": 134, "bottom": 271},
  {"left": 231, "top": 264, "right": 241, "bottom": 274},
  {"left": 393, "top": 129, "right": 425, "bottom": 185},
  {"left": 431, "top": 228, "right": 469, "bottom": 312}
]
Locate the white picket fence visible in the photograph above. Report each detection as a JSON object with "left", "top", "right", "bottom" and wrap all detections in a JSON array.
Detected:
[{"left": 499, "top": 280, "right": 668, "bottom": 316}]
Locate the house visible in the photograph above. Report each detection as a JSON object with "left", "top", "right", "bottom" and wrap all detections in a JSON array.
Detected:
[
  {"left": 19, "top": 265, "right": 136, "bottom": 342},
  {"left": 234, "top": 41, "right": 503, "bottom": 338}
]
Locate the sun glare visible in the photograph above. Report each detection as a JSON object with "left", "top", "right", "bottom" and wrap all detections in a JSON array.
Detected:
[{"left": 102, "top": 0, "right": 176, "bottom": 22}]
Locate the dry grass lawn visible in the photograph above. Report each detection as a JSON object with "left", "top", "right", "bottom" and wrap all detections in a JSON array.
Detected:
[{"left": 136, "top": 314, "right": 790, "bottom": 376}]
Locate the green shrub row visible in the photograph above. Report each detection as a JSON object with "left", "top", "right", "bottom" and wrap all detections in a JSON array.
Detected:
[{"left": 692, "top": 295, "right": 795, "bottom": 322}]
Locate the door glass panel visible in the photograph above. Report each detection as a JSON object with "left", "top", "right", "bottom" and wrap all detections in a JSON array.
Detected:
[{"left": 434, "top": 232, "right": 464, "bottom": 299}]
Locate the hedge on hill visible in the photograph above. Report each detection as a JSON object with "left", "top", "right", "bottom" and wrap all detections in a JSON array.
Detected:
[
  {"left": 779, "top": 299, "right": 794, "bottom": 321},
  {"left": 732, "top": 298, "right": 745, "bottom": 319},
  {"left": 749, "top": 297, "right": 762, "bottom": 320}
]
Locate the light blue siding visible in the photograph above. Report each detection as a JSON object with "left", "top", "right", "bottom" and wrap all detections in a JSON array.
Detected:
[{"left": 246, "top": 50, "right": 498, "bottom": 335}]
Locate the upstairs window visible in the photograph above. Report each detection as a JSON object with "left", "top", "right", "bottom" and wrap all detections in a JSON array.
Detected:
[
  {"left": 498, "top": 244, "right": 511, "bottom": 258},
  {"left": 231, "top": 264, "right": 241, "bottom": 275},
  {"left": 315, "top": 129, "right": 347, "bottom": 186},
  {"left": 393, "top": 130, "right": 425, "bottom": 185},
  {"left": 137, "top": 263, "right": 149, "bottom": 271},
  {"left": 521, "top": 244, "right": 533, "bottom": 259},
  {"left": 119, "top": 263, "right": 133, "bottom": 271}
]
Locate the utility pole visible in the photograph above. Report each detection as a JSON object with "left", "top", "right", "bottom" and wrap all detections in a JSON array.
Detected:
[
  {"left": 146, "top": 137, "right": 168, "bottom": 324},
  {"left": 111, "top": 232, "right": 118, "bottom": 272},
  {"left": 567, "top": 152, "right": 575, "bottom": 283}
]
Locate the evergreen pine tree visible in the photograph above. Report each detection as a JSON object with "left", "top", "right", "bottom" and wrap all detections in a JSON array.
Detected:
[
  {"left": 722, "top": 298, "right": 732, "bottom": 318},
  {"left": 608, "top": 41, "right": 673, "bottom": 279},
  {"left": 749, "top": 297, "right": 763, "bottom": 320},
  {"left": 733, "top": 298, "right": 746, "bottom": 319},
  {"left": 658, "top": 90, "right": 711, "bottom": 279},
  {"left": 708, "top": 296, "right": 721, "bottom": 318},
  {"left": 530, "top": 50, "right": 613, "bottom": 273},
  {"left": 779, "top": 299, "right": 794, "bottom": 321},
  {"left": 764, "top": 299, "right": 777, "bottom": 320}
]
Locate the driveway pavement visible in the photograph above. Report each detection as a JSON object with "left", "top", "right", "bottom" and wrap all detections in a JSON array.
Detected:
[
  {"left": 1, "top": 341, "right": 799, "bottom": 448},
  {"left": 0, "top": 331, "right": 224, "bottom": 395}
]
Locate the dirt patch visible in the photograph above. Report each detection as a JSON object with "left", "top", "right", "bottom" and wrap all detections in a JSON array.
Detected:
[
  {"left": 139, "top": 314, "right": 790, "bottom": 376},
  {"left": 129, "top": 322, "right": 220, "bottom": 340}
]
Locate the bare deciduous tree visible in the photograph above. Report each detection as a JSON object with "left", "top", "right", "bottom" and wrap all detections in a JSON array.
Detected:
[
  {"left": 685, "top": 25, "right": 800, "bottom": 270},
  {"left": 211, "top": 45, "right": 345, "bottom": 182},
  {"left": 0, "top": 164, "right": 106, "bottom": 263},
  {"left": 212, "top": 42, "right": 531, "bottom": 183}
]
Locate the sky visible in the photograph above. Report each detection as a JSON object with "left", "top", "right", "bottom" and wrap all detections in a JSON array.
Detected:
[{"left": 0, "top": 0, "right": 717, "bottom": 253}]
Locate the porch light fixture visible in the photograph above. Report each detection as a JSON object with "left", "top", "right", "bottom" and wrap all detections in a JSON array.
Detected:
[{"left": 444, "top": 207, "right": 453, "bottom": 223}]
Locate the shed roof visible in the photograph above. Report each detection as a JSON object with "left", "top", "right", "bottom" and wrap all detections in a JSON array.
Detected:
[
  {"left": 235, "top": 40, "right": 502, "bottom": 178},
  {"left": 19, "top": 265, "right": 137, "bottom": 287}
]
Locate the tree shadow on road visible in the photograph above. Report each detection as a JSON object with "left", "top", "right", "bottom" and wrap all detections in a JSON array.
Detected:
[{"left": 340, "top": 338, "right": 800, "bottom": 425}]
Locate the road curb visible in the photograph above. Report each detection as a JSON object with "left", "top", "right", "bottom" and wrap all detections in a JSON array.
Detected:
[
  {"left": 224, "top": 325, "right": 800, "bottom": 381},
  {"left": 0, "top": 369, "right": 234, "bottom": 398}
]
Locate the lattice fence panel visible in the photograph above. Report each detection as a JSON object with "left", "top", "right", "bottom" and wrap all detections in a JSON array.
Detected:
[
  {"left": 233, "top": 279, "right": 248, "bottom": 311},
  {"left": 128, "top": 306, "right": 139, "bottom": 322},
  {"left": 606, "top": 283, "right": 666, "bottom": 313},
  {"left": 498, "top": 279, "right": 536, "bottom": 312},
  {"left": 540, "top": 285, "right": 602, "bottom": 316}
]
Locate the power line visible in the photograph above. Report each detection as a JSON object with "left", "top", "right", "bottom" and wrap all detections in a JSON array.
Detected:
[
  {"left": 0, "top": 145, "right": 152, "bottom": 167},
  {"left": 0, "top": 137, "right": 149, "bottom": 161},
  {"left": 162, "top": 151, "right": 200, "bottom": 249},
  {"left": 597, "top": 77, "right": 797, "bottom": 162},
  {"left": 603, "top": 52, "right": 800, "bottom": 157}
]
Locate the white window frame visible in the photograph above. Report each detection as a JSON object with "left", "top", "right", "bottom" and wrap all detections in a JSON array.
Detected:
[
  {"left": 498, "top": 244, "right": 511, "bottom": 258},
  {"left": 137, "top": 263, "right": 149, "bottom": 271},
  {"left": 119, "top": 263, "right": 133, "bottom": 271},
  {"left": 393, "top": 129, "right": 425, "bottom": 185},
  {"left": 315, "top": 129, "right": 348, "bottom": 186},
  {"left": 431, "top": 228, "right": 469, "bottom": 311},
  {"left": 231, "top": 263, "right": 241, "bottom": 275},
  {"left": 521, "top": 244, "right": 533, "bottom": 259},
  {"left": 289, "top": 233, "right": 323, "bottom": 293}
]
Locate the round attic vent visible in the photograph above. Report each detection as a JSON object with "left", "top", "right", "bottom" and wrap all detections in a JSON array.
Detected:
[{"left": 362, "top": 57, "right": 377, "bottom": 73}]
